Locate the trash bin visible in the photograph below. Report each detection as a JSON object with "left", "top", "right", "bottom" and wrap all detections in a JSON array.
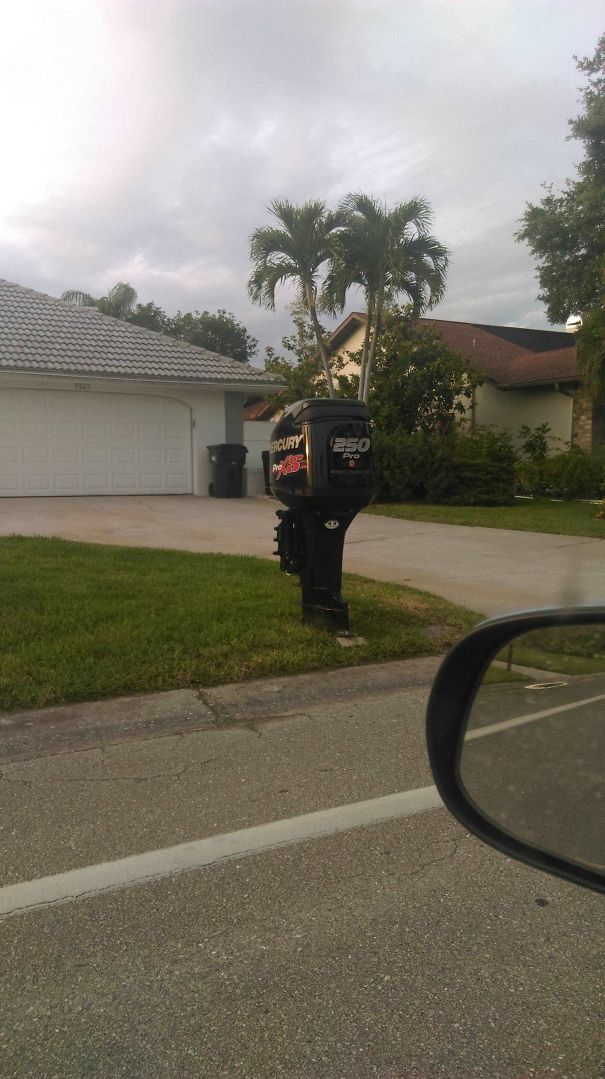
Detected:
[{"left": 207, "top": 444, "right": 248, "bottom": 498}]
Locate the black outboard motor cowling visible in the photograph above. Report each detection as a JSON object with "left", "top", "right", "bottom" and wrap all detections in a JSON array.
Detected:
[{"left": 270, "top": 399, "right": 374, "bottom": 631}]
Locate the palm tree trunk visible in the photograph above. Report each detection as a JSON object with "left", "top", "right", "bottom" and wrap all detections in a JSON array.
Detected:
[
  {"left": 305, "top": 283, "right": 336, "bottom": 398},
  {"left": 362, "top": 284, "right": 385, "bottom": 404},
  {"left": 358, "top": 297, "right": 374, "bottom": 404}
]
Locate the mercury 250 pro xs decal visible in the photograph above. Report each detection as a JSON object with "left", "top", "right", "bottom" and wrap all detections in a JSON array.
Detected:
[
  {"left": 271, "top": 431, "right": 307, "bottom": 481},
  {"left": 273, "top": 453, "right": 306, "bottom": 479},
  {"left": 270, "top": 434, "right": 305, "bottom": 453},
  {"left": 328, "top": 424, "right": 372, "bottom": 478}
]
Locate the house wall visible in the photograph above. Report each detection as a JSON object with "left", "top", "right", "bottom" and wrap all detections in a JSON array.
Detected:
[
  {"left": 243, "top": 419, "right": 275, "bottom": 495},
  {"left": 470, "top": 382, "right": 574, "bottom": 447},
  {"left": 0, "top": 371, "right": 228, "bottom": 496},
  {"left": 224, "top": 391, "right": 246, "bottom": 443},
  {"left": 332, "top": 325, "right": 365, "bottom": 379}
]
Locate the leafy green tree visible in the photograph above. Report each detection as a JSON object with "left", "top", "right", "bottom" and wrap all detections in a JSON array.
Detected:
[
  {"left": 262, "top": 304, "right": 327, "bottom": 409},
  {"left": 171, "top": 308, "right": 257, "bottom": 363},
  {"left": 248, "top": 199, "right": 345, "bottom": 396},
  {"left": 577, "top": 297, "right": 605, "bottom": 395},
  {"left": 61, "top": 282, "right": 138, "bottom": 319},
  {"left": 127, "top": 301, "right": 175, "bottom": 335},
  {"left": 324, "top": 194, "right": 449, "bottom": 403},
  {"left": 516, "top": 35, "right": 605, "bottom": 324},
  {"left": 366, "top": 308, "right": 476, "bottom": 433}
]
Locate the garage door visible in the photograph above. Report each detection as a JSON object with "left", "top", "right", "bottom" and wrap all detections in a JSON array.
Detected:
[{"left": 0, "top": 388, "right": 193, "bottom": 496}]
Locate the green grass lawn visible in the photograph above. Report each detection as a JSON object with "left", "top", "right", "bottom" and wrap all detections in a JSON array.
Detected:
[
  {"left": 365, "top": 499, "right": 605, "bottom": 538},
  {"left": 483, "top": 666, "right": 528, "bottom": 685},
  {"left": 0, "top": 536, "right": 479, "bottom": 712},
  {"left": 493, "top": 624, "right": 605, "bottom": 677}
]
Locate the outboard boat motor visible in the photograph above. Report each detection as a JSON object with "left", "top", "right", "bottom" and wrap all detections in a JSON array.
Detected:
[{"left": 270, "top": 399, "right": 374, "bottom": 632}]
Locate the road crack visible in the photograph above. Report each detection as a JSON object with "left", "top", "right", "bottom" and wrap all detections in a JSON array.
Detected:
[{"left": 0, "top": 756, "right": 217, "bottom": 787}]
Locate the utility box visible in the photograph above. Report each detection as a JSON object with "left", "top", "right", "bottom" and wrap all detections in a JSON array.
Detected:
[
  {"left": 207, "top": 444, "right": 248, "bottom": 498},
  {"left": 270, "top": 399, "right": 374, "bottom": 631}
]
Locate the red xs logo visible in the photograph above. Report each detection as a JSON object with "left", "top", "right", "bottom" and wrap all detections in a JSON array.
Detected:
[{"left": 273, "top": 453, "right": 306, "bottom": 478}]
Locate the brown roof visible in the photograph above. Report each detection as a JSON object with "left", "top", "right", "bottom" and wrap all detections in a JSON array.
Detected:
[
  {"left": 500, "top": 347, "right": 578, "bottom": 388},
  {"left": 243, "top": 398, "right": 279, "bottom": 421},
  {"left": 330, "top": 312, "right": 579, "bottom": 389}
]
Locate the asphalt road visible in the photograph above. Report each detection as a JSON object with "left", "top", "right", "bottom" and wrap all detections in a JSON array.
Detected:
[
  {"left": 1, "top": 662, "right": 604, "bottom": 1077},
  {"left": 463, "top": 672, "right": 605, "bottom": 870}
]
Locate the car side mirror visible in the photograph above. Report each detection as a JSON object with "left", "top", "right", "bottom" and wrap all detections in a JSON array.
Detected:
[{"left": 426, "top": 609, "right": 605, "bottom": 895}]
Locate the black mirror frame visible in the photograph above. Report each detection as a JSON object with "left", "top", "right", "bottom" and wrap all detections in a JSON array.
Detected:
[{"left": 426, "top": 607, "right": 605, "bottom": 896}]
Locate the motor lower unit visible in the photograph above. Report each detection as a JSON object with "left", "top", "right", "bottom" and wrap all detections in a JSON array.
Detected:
[{"left": 270, "top": 398, "right": 375, "bottom": 632}]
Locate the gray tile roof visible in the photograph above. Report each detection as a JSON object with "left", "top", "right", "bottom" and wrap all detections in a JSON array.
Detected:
[{"left": 0, "top": 278, "right": 282, "bottom": 387}]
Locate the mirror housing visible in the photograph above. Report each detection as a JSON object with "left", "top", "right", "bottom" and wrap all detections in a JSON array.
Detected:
[{"left": 426, "top": 607, "right": 605, "bottom": 896}]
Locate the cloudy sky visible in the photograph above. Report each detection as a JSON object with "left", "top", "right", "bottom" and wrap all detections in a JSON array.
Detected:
[{"left": 1, "top": 0, "right": 602, "bottom": 362}]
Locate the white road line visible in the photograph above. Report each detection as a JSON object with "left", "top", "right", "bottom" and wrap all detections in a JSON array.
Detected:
[
  {"left": 466, "top": 691, "right": 605, "bottom": 741},
  {"left": 0, "top": 785, "right": 442, "bottom": 920}
]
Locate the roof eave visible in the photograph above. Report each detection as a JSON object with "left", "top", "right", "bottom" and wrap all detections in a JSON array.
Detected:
[
  {"left": 497, "top": 376, "right": 579, "bottom": 390},
  {"left": 328, "top": 312, "right": 367, "bottom": 351},
  {"left": 0, "top": 365, "right": 285, "bottom": 393}
]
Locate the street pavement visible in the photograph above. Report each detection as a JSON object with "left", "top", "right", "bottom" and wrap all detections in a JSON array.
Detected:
[
  {"left": 463, "top": 671, "right": 605, "bottom": 870},
  {"left": 1, "top": 661, "right": 604, "bottom": 1077},
  {"left": 1, "top": 497, "right": 604, "bottom": 1075},
  {"left": 2, "top": 493, "right": 605, "bottom": 613}
]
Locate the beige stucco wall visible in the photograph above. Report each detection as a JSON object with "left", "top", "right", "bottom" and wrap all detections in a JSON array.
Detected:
[
  {"left": 332, "top": 325, "right": 365, "bottom": 379},
  {"left": 0, "top": 371, "right": 231, "bottom": 496},
  {"left": 470, "top": 381, "right": 573, "bottom": 448}
]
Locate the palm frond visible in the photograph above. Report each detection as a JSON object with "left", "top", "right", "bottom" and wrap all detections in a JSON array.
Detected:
[
  {"left": 61, "top": 289, "right": 96, "bottom": 306},
  {"left": 248, "top": 259, "right": 300, "bottom": 309},
  {"left": 101, "top": 282, "right": 137, "bottom": 319},
  {"left": 249, "top": 198, "right": 346, "bottom": 310}
]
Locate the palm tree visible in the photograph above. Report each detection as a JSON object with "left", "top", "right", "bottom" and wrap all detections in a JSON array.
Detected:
[
  {"left": 61, "top": 282, "right": 137, "bottom": 320},
  {"left": 248, "top": 199, "right": 345, "bottom": 397},
  {"left": 324, "top": 194, "right": 449, "bottom": 403}
]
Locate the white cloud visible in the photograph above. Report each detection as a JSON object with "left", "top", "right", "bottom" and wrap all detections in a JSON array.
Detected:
[{"left": 0, "top": 0, "right": 602, "bottom": 353}]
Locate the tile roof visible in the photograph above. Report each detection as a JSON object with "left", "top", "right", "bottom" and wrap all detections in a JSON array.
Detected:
[
  {"left": 329, "top": 311, "right": 579, "bottom": 389},
  {"left": 0, "top": 278, "right": 282, "bottom": 388}
]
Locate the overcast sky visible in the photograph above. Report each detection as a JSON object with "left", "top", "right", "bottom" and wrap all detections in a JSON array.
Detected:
[{"left": 1, "top": 0, "right": 602, "bottom": 362}]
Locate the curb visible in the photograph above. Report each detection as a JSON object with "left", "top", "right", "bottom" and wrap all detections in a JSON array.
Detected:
[{"left": 0, "top": 655, "right": 443, "bottom": 763}]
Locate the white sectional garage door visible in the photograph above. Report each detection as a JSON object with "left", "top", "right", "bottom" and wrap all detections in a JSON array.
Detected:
[{"left": 0, "top": 388, "right": 193, "bottom": 496}]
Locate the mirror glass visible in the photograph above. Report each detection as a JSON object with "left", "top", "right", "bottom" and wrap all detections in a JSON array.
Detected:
[{"left": 460, "top": 623, "right": 605, "bottom": 872}]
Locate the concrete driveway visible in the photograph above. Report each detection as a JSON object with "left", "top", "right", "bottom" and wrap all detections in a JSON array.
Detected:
[{"left": 1, "top": 494, "right": 604, "bottom": 615}]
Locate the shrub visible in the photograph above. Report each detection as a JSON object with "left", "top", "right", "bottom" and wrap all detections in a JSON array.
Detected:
[
  {"left": 518, "top": 422, "right": 557, "bottom": 463},
  {"left": 372, "top": 429, "right": 431, "bottom": 501},
  {"left": 515, "top": 459, "right": 549, "bottom": 497},
  {"left": 426, "top": 428, "right": 516, "bottom": 506},
  {"left": 373, "top": 425, "right": 516, "bottom": 506},
  {"left": 515, "top": 445, "right": 602, "bottom": 499},
  {"left": 543, "top": 447, "right": 602, "bottom": 499}
]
